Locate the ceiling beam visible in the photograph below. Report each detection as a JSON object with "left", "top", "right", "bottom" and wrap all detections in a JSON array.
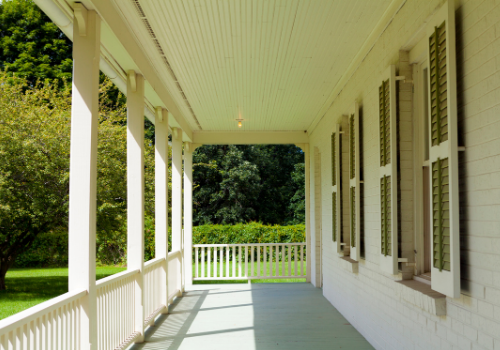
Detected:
[{"left": 192, "top": 131, "right": 309, "bottom": 145}]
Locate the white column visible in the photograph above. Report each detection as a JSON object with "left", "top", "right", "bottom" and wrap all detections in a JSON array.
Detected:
[
  {"left": 171, "top": 127, "right": 183, "bottom": 294},
  {"left": 155, "top": 107, "right": 169, "bottom": 312},
  {"left": 127, "top": 71, "right": 145, "bottom": 342},
  {"left": 68, "top": 6, "right": 99, "bottom": 350},
  {"left": 183, "top": 143, "right": 195, "bottom": 290},
  {"left": 304, "top": 144, "right": 311, "bottom": 283}
]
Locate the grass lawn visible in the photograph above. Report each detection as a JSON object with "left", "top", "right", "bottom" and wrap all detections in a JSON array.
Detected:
[
  {"left": 0, "top": 267, "right": 125, "bottom": 320},
  {"left": 0, "top": 260, "right": 306, "bottom": 320},
  {"left": 193, "top": 260, "right": 307, "bottom": 284}
]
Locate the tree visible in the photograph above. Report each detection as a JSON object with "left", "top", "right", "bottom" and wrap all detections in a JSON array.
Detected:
[
  {"left": 0, "top": 74, "right": 71, "bottom": 289},
  {"left": 0, "top": 0, "right": 73, "bottom": 85},
  {"left": 0, "top": 72, "right": 157, "bottom": 288},
  {"left": 288, "top": 163, "right": 306, "bottom": 224},
  {"left": 246, "top": 145, "right": 304, "bottom": 224},
  {"left": 192, "top": 144, "right": 304, "bottom": 225}
]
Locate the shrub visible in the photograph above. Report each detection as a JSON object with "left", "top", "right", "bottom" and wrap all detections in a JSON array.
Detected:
[
  {"left": 15, "top": 230, "right": 68, "bottom": 267},
  {"left": 192, "top": 222, "right": 305, "bottom": 245},
  {"left": 16, "top": 223, "right": 305, "bottom": 267}
]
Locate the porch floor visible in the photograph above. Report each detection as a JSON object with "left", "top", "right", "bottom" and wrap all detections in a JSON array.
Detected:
[{"left": 131, "top": 283, "right": 374, "bottom": 350}]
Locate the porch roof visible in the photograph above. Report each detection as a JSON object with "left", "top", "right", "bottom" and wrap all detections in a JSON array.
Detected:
[{"left": 36, "top": 0, "right": 402, "bottom": 143}]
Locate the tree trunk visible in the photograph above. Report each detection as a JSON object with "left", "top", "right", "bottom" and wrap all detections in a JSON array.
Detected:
[
  {"left": 0, "top": 271, "right": 6, "bottom": 291},
  {"left": 0, "top": 261, "right": 10, "bottom": 291}
]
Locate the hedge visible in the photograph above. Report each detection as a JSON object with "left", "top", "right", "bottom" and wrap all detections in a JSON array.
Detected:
[
  {"left": 192, "top": 222, "right": 305, "bottom": 245},
  {"left": 15, "top": 222, "right": 305, "bottom": 267}
]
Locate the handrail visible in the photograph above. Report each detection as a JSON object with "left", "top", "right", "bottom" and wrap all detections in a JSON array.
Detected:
[
  {"left": 144, "top": 256, "right": 166, "bottom": 269},
  {"left": 96, "top": 268, "right": 140, "bottom": 289},
  {"left": 193, "top": 242, "right": 306, "bottom": 247},
  {"left": 0, "top": 288, "right": 87, "bottom": 334},
  {"left": 168, "top": 250, "right": 182, "bottom": 260}
]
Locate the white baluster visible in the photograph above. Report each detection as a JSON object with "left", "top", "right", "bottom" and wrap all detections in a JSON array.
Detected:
[
  {"left": 238, "top": 246, "right": 243, "bottom": 277},
  {"left": 274, "top": 245, "right": 280, "bottom": 277},
  {"left": 301, "top": 245, "right": 304, "bottom": 277},
  {"left": 226, "top": 247, "right": 230, "bottom": 278},
  {"left": 220, "top": 247, "right": 223, "bottom": 278},
  {"left": 232, "top": 246, "right": 236, "bottom": 278},
  {"left": 257, "top": 247, "right": 261, "bottom": 278},
  {"left": 201, "top": 248, "right": 205, "bottom": 278},
  {"left": 294, "top": 246, "right": 298, "bottom": 276},
  {"left": 195, "top": 248, "right": 199, "bottom": 279},
  {"left": 251, "top": 246, "right": 254, "bottom": 277},
  {"left": 263, "top": 246, "right": 267, "bottom": 277},
  {"left": 207, "top": 247, "right": 211, "bottom": 278},
  {"left": 245, "top": 246, "right": 249, "bottom": 278}
]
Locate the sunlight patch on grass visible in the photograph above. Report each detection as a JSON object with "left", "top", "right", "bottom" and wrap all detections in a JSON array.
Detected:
[{"left": 0, "top": 267, "right": 125, "bottom": 320}]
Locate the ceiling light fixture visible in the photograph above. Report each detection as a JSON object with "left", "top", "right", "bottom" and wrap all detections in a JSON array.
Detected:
[{"left": 236, "top": 118, "right": 244, "bottom": 128}]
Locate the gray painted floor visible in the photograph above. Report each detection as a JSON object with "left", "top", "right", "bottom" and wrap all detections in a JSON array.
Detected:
[{"left": 131, "top": 283, "right": 374, "bottom": 350}]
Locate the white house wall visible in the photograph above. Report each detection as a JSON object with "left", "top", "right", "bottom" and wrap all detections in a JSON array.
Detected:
[{"left": 309, "top": 0, "right": 500, "bottom": 349}]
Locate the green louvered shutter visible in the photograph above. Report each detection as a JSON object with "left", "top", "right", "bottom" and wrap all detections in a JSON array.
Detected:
[
  {"left": 331, "top": 132, "right": 337, "bottom": 242},
  {"left": 379, "top": 65, "right": 398, "bottom": 274},
  {"left": 332, "top": 124, "right": 342, "bottom": 254},
  {"left": 427, "top": 0, "right": 460, "bottom": 298},
  {"left": 349, "top": 103, "right": 361, "bottom": 261},
  {"left": 380, "top": 176, "right": 391, "bottom": 256}
]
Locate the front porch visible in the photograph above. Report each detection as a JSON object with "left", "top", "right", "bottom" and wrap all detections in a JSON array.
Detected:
[{"left": 132, "top": 283, "right": 374, "bottom": 350}]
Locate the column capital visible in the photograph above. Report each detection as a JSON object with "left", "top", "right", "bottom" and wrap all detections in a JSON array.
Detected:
[
  {"left": 155, "top": 107, "right": 168, "bottom": 123},
  {"left": 127, "top": 70, "right": 137, "bottom": 92},
  {"left": 173, "top": 127, "right": 183, "bottom": 140},
  {"left": 73, "top": 3, "right": 88, "bottom": 36},
  {"left": 184, "top": 142, "right": 202, "bottom": 152}
]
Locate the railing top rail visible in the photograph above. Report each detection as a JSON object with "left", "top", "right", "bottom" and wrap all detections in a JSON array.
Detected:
[
  {"left": 193, "top": 243, "right": 306, "bottom": 248},
  {"left": 144, "top": 256, "right": 166, "bottom": 269},
  {"left": 0, "top": 288, "right": 87, "bottom": 334},
  {"left": 168, "top": 250, "right": 182, "bottom": 261},
  {"left": 96, "top": 268, "right": 140, "bottom": 289}
]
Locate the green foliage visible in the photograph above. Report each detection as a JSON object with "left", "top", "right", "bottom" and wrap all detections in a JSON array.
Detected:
[
  {"left": 0, "top": 73, "right": 71, "bottom": 289},
  {"left": 18, "top": 223, "right": 304, "bottom": 267},
  {"left": 289, "top": 163, "right": 306, "bottom": 224},
  {"left": 14, "top": 230, "right": 68, "bottom": 267},
  {"left": 0, "top": 0, "right": 73, "bottom": 85},
  {"left": 192, "top": 222, "right": 305, "bottom": 245},
  {"left": 0, "top": 72, "right": 157, "bottom": 286},
  {"left": 193, "top": 145, "right": 305, "bottom": 225}
]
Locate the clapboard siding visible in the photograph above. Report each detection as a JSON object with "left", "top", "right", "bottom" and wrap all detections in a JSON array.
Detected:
[{"left": 311, "top": 0, "right": 500, "bottom": 349}]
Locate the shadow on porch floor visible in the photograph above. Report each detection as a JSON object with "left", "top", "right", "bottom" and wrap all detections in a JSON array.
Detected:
[{"left": 130, "top": 283, "right": 374, "bottom": 350}]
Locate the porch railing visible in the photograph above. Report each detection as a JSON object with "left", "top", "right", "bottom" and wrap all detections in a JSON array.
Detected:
[
  {"left": 96, "top": 268, "right": 139, "bottom": 350},
  {"left": 143, "top": 257, "right": 167, "bottom": 327},
  {"left": 193, "top": 243, "right": 306, "bottom": 281},
  {"left": 0, "top": 288, "right": 86, "bottom": 350},
  {"left": 0, "top": 250, "right": 182, "bottom": 350},
  {"left": 0, "top": 241, "right": 307, "bottom": 350},
  {"left": 168, "top": 250, "right": 182, "bottom": 302}
]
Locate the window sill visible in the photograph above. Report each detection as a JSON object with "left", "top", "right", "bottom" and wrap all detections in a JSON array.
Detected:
[
  {"left": 395, "top": 279, "right": 446, "bottom": 316},
  {"left": 339, "top": 256, "right": 359, "bottom": 274}
]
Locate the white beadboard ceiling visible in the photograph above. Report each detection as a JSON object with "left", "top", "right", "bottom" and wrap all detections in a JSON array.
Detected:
[{"left": 113, "top": 0, "right": 393, "bottom": 132}]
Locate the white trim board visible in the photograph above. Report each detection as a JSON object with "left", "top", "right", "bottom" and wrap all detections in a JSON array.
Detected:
[{"left": 192, "top": 131, "right": 309, "bottom": 145}]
